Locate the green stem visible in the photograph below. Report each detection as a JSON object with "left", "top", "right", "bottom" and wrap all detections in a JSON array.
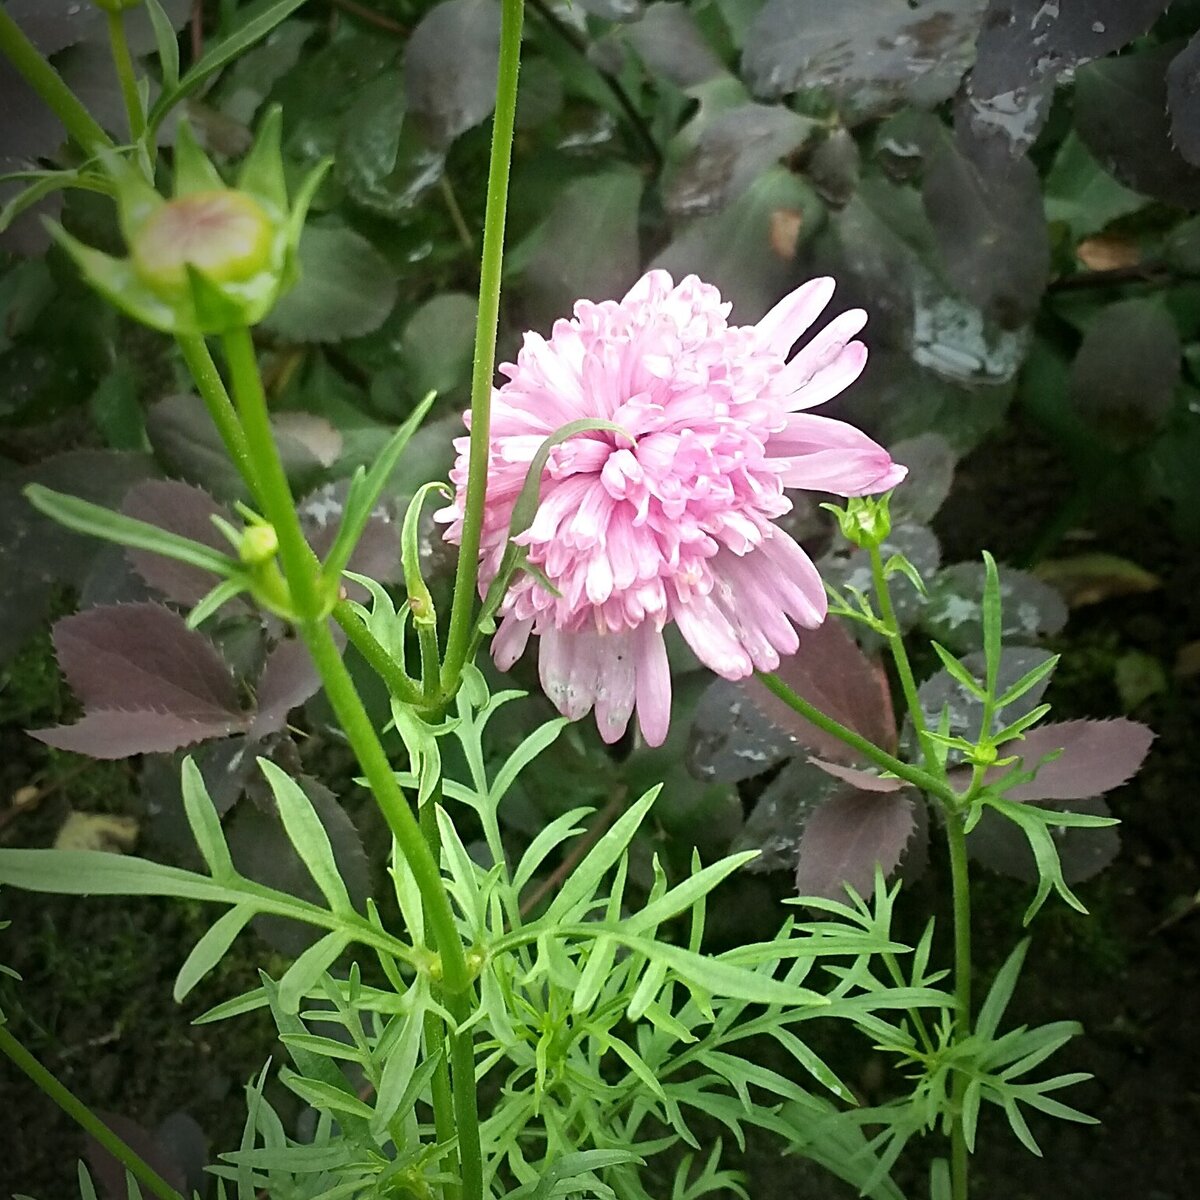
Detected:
[
  {"left": 420, "top": 794, "right": 461, "bottom": 1200},
  {"left": 105, "top": 10, "right": 145, "bottom": 143},
  {"left": 757, "top": 672, "right": 956, "bottom": 806},
  {"left": 869, "top": 542, "right": 936, "bottom": 766},
  {"left": 0, "top": 1025, "right": 184, "bottom": 1200},
  {"left": 442, "top": 0, "right": 525, "bottom": 691},
  {"left": 946, "top": 809, "right": 973, "bottom": 1200},
  {"left": 176, "top": 334, "right": 260, "bottom": 502},
  {"left": 331, "top": 600, "right": 428, "bottom": 710},
  {"left": 221, "top": 327, "right": 324, "bottom": 611},
  {"left": 0, "top": 8, "right": 112, "bottom": 154}
]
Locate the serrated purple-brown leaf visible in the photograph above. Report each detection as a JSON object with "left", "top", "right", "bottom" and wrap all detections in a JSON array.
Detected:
[
  {"left": 33, "top": 708, "right": 247, "bottom": 758},
  {"left": 122, "top": 479, "right": 237, "bottom": 605},
  {"left": 51, "top": 603, "right": 242, "bottom": 717},
  {"left": 1001, "top": 719, "right": 1154, "bottom": 802},
  {"left": 809, "top": 758, "right": 907, "bottom": 793},
  {"left": 744, "top": 618, "right": 896, "bottom": 762},
  {"left": 250, "top": 637, "right": 322, "bottom": 739},
  {"left": 795, "top": 789, "right": 916, "bottom": 902}
]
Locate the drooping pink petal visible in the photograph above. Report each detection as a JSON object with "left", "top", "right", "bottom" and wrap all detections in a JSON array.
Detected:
[
  {"left": 633, "top": 624, "right": 671, "bottom": 747},
  {"left": 755, "top": 276, "right": 837, "bottom": 356},
  {"left": 769, "top": 413, "right": 908, "bottom": 495}
]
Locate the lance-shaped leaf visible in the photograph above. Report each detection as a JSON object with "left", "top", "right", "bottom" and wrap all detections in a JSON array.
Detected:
[
  {"left": 32, "top": 603, "right": 250, "bottom": 758},
  {"left": 795, "top": 790, "right": 917, "bottom": 903}
]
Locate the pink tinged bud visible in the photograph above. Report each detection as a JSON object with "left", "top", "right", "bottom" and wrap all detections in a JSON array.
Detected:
[{"left": 132, "top": 190, "right": 275, "bottom": 292}]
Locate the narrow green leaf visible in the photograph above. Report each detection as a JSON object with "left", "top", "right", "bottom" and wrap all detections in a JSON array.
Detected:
[
  {"left": 143, "top": 0, "right": 180, "bottom": 92},
  {"left": 175, "top": 904, "right": 255, "bottom": 1002},
  {"left": 623, "top": 852, "right": 758, "bottom": 938},
  {"left": 995, "top": 654, "right": 1061, "bottom": 709},
  {"left": 181, "top": 757, "right": 235, "bottom": 879},
  {"left": 487, "top": 718, "right": 569, "bottom": 809},
  {"left": 191, "top": 985, "right": 269, "bottom": 1025},
  {"left": 977, "top": 939, "right": 1029, "bottom": 1039},
  {"left": 512, "top": 807, "right": 593, "bottom": 895},
  {"left": 282, "top": 1074, "right": 375, "bottom": 1122},
  {"left": 257, "top": 759, "right": 353, "bottom": 914},
  {"left": 278, "top": 931, "right": 350, "bottom": 1013},
  {"left": 930, "top": 1158, "right": 952, "bottom": 1200},
  {"left": 544, "top": 786, "right": 661, "bottom": 923},
  {"left": 24, "top": 485, "right": 238, "bottom": 576},
  {"left": 930, "top": 641, "right": 987, "bottom": 698},
  {"left": 0, "top": 849, "right": 233, "bottom": 902},
  {"left": 981, "top": 551, "right": 1002, "bottom": 697},
  {"left": 278, "top": 1032, "right": 367, "bottom": 1064}
]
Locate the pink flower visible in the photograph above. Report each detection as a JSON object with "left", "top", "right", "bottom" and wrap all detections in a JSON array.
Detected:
[{"left": 438, "top": 271, "right": 905, "bottom": 747}]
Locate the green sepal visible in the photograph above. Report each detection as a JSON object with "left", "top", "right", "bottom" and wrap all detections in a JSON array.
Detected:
[
  {"left": 236, "top": 105, "right": 288, "bottom": 214},
  {"left": 97, "top": 146, "right": 161, "bottom": 244},
  {"left": 185, "top": 262, "right": 253, "bottom": 331},
  {"left": 172, "top": 120, "right": 225, "bottom": 196}
]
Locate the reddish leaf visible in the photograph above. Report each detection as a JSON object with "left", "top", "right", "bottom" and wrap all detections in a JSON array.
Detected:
[
  {"left": 744, "top": 617, "right": 896, "bottom": 762},
  {"left": 33, "top": 604, "right": 248, "bottom": 757},
  {"left": 687, "top": 677, "right": 798, "bottom": 783},
  {"left": 809, "top": 758, "right": 907, "bottom": 793},
  {"left": 968, "top": 795, "right": 1120, "bottom": 885},
  {"left": 250, "top": 637, "right": 322, "bottom": 739},
  {"left": 795, "top": 789, "right": 917, "bottom": 902},
  {"left": 122, "top": 479, "right": 237, "bottom": 606},
  {"left": 1000, "top": 719, "right": 1154, "bottom": 802}
]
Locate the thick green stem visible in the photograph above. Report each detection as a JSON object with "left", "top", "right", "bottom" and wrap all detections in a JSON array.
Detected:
[
  {"left": 757, "top": 672, "right": 956, "bottom": 806},
  {"left": 219, "top": 330, "right": 482, "bottom": 1199},
  {"left": 946, "top": 810, "right": 973, "bottom": 1200},
  {"left": 0, "top": 8, "right": 112, "bottom": 154},
  {"left": 0, "top": 1025, "right": 184, "bottom": 1200},
  {"left": 176, "top": 334, "right": 259, "bottom": 501},
  {"left": 442, "top": 0, "right": 525, "bottom": 690},
  {"left": 105, "top": 10, "right": 145, "bottom": 143}
]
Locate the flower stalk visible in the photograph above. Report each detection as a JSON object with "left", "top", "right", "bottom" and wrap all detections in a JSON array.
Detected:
[{"left": 442, "top": 0, "right": 526, "bottom": 692}]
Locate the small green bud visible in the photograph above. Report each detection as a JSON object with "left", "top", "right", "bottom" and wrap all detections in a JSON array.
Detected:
[
  {"left": 824, "top": 493, "right": 893, "bottom": 550},
  {"left": 238, "top": 523, "right": 279, "bottom": 566},
  {"left": 132, "top": 190, "right": 275, "bottom": 292},
  {"left": 967, "top": 741, "right": 999, "bottom": 768}
]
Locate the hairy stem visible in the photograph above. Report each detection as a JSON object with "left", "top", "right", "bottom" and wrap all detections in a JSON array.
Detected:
[
  {"left": 442, "top": 0, "right": 525, "bottom": 690},
  {"left": 0, "top": 8, "right": 112, "bottom": 154},
  {"left": 0, "top": 1025, "right": 184, "bottom": 1200},
  {"left": 105, "top": 10, "right": 146, "bottom": 143},
  {"left": 331, "top": 600, "right": 427, "bottom": 709}
]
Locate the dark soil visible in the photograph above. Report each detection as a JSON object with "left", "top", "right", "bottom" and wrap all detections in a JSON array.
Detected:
[{"left": 2, "top": 416, "right": 1198, "bottom": 1199}]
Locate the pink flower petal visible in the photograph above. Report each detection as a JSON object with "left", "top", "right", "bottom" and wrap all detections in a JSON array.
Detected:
[{"left": 769, "top": 413, "right": 907, "bottom": 496}]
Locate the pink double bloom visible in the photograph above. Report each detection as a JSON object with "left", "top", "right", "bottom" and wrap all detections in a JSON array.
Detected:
[{"left": 438, "top": 270, "right": 905, "bottom": 746}]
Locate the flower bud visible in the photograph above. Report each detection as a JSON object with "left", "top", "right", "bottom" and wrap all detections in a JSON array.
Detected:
[
  {"left": 827, "top": 494, "right": 893, "bottom": 550},
  {"left": 238, "top": 522, "right": 279, "bottom": 566}
]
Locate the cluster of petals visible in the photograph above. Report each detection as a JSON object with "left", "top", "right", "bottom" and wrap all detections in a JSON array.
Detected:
[{"left": 437, "top": 270, "right": 905, "bottom": 746}]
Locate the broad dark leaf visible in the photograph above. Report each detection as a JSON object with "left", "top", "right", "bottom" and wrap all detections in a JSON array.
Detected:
[
  {"left": 122, "top": 480, "right": 238, "bottom": 606},
  {"left": 5, "top": 0, "right": 189, "bottom": 56},
  {"left": 922, "top": 562, "right": 1066, "bottom": 653},
  {"left": 998, "top": 719, "right": 1154, "bottom": 802},
  {"left": 338, "top": 70, "right": 445, "bottom": 218},
  {"left": 1168, "top": 33, "right": 1200, "bottom": 168},
  {"left": 742, "top": 617, "right": 897, "bottom": 762},
  {"left": 735, "top": 758, "right": 842, "bottom": 871},
  {"left": 917, "top": 646, "right": 1056, "bottom": 741},
  {"left": 889, "top": 434, "right": 956, "bottom": 524},
  {"left": 146, "top": 394, "right": 250, "bottom": 500},
  {"left": 85, "top": 1113, "right": 188, "bottom": 1200},
  {"left": 625, "top": 2, "right": 725, "bottom": 88},
  {"left": 1042, "top": 133, "right": 1147, "bottom": 243},
  {"left": 1070, "top": 298, "right": 1181, "bottom": 444},
  {"left": 664, "top": 102, "right": 817, "bottom": 218},
  {"left": 300, "top": 482, "right": 402, "bottom": 588},
  {"left": 251, "top": 637, "right": 323, "bottom": 739},
  {"left": 968, "top": 795, "right": 1119, "bottom": 885},
  {"left": 687, "top": 677, "right": 798, "bottom": 783},
  {"left": 964, "top": 0, "right": 1170, "bottom": 153},
  {"left": 520, "top": 167, "right": 643, "bottom": 330},
  {"left": 403, "top": 0, "right": 501, "bottom": 146},
  {"left": 922, "top": 134, "right": 1048, "bottom": 327},
  {"left": 33, "top": 603, "right": 248, "bottom": 757},
  {"left": 1076, "top": 45, "right": 1200, "bottom": 210},
  {"left": 228, "top": 777, "right": 369, "bottom": 954},
  {"left": 743, "top": 0, "right": 986, "bottom": 113},
  {"left": 401, "top": 293, "right": 477, "bottom": 398},
  {"left": 795, "top": 790, "right": 917, "bottom": 901},
  {"left": 266, "top": 224, "right": 399, "bottom": 344},
  {"left": 653, "top": 165, "right": 822, "bottom": 321}
]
